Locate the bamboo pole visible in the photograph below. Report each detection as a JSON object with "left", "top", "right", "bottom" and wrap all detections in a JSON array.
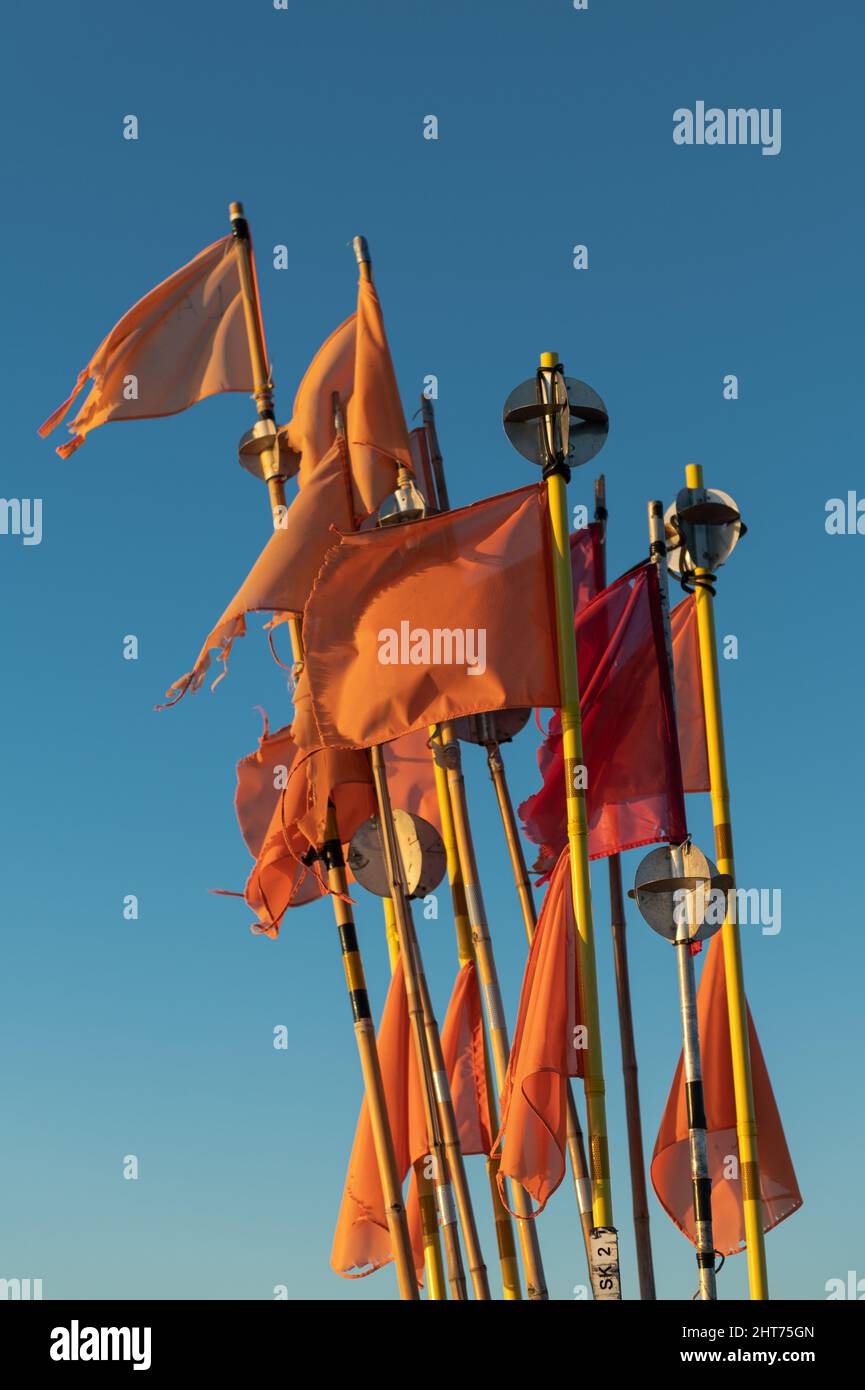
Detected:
[
  {"left": 428, "top": 727, "right": 523, "bottom": 1300},
  {"left": 594, "top": 477, "right": 657, "bottom": 1300},
  {"left": 368, "top": 746, "right": 491, "bottom": 1300},
  {"left": 439, "top": 722, "right": 549, "bottom": 1301},
  {"left": 482, "top": 728, "right": 595, "bottom": 1274},
  {"left": 683, "top": 463, "right": 769, "bottom": 1300},
  {"left": 382, "top": 899, "right": 447, "bottom": 1300},
  {"left": 648, "top": 500, "right": 717, "bottom": 1300},
  {"left": 228, "top": 204, "right": 418, "bottom": 1301},
  {"left": 537, "top": 353, "right": 616, "bottom": 1248},
  {"left": 229, "top": 202, "right": 289, "bottom": 527}
]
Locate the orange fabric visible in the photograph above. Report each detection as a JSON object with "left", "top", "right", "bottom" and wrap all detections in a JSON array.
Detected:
[
  {"left": 331, "top": 958, "right": 428, "bottom": 1282},
  {"left": 671, "top": 596, "right": 710, "bottom": 793},
  {"left": 295, "top": 484, "right": 560, "bottom": 751},
  {"left": 39, "top": 237, "right": 252, "bottom": 458},
  {"left": 383, "top": 727, "right": 442, "bottom": 834},
  {"left": 333, "top": 959, "right": 491, "bottom": 1284},
  {"left": 241, "top": 732, "right": 375, "bottom": 937},
  {"left": 164, "top": 280, "right": 406, "bottom": 702},
  {"left": 651, "top": 934, "right": 802, "bottom": 1254},
  {"left": 405, "top": 960, "right": 492, "bottom": 1264},
  {"left": 492, "top": 847, "right": 584, "bottom": 1216}
]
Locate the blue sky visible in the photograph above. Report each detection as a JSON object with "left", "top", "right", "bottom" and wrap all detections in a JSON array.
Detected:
[{"left": 2, "top": 0, "right": 862, "bottom": 1300}]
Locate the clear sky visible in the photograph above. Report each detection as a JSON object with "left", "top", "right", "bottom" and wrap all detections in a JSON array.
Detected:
[{"left": 2, "top": 0, "right": 863, "bottom": 1301}]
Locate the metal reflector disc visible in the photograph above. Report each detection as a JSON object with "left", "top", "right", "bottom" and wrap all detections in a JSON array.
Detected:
[
  {"left": 672, "top": 486, "right": 744, "bottom": 573},
  {"left": 451, "top": 708, "right": 532, "bottom": 745},
  {"left": 348, "top": 811, "right": 447, "bottom": 900},
  {"left": 502, "top": 376, "right": 609, "bottom": 469},
  {"left": 630, "top": 842, "right": 731, "bottom": 943}
]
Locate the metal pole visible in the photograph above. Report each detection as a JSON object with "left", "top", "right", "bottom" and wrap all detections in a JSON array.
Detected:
[
  {"left": 649, "top": 500, "right": 717, "bottom": 1300},
  {"left": 682, "top": 464, "right": 769, "bottom": 1300},
  {"left": 596, "top": 477, "right": 657, "bottom": 1300}
]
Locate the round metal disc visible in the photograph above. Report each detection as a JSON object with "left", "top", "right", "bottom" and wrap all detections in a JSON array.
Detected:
[
  {"left": 672, "top": 486, "right": 743, "bottom": 572},
  {"left": 347, "top": 811, "right": 446, "bottom": 900},
  {"left": 502, "top": 376, "right": 609, "bottom": 469},
  {"left": 238, "top": 419, "right": 301, "bottom": 483},
  {"left": 630, "top": 841, "right": 730, "bottom": 943},
  {"left": 451, "top": 708, "right": 532, "bottom": 745},
  {"left": 664, "top": 501, "right": 691, "bottom": 581}
]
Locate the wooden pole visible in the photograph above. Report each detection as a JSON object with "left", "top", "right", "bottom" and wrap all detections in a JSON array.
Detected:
[
  {"left": 594, "top": 476, "right": 657, "bottom": 1300},
  {"left": 368, "top": 746, "right": 491, "bottom": 1300},
  {"left": 229, "top": 207, "right": 417, "bottom": 1300},
  {"left": 428, "top": 726, "right": 523, "bottom": 1300},
  {"left": 439, "top": 722, "right": 549, "bottom": 1301},
  {"left": 683, "top": 463, "right": 769, "bottom": 1300},
  {"left": 482, "top": 727, "right": 595, "bottom": 1276}
]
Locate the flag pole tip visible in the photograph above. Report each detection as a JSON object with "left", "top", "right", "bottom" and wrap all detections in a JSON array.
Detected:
[
  {"left": 352, "top": 234, "right": 370, "bottom": 266},
  {"left": 539, "top": 351, "right": 559, "bottom": 369},
  {"left": 229, "top": 201, "right": 244, "bottom": 219}
]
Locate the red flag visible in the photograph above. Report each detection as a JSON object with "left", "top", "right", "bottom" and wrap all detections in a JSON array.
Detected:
[
  {"left": 293, "top": 484, "right": 560, "bottom": 752},
  {"left": 671, "top": 596, "right": 710, "bottom": 793},
  {"left": 520, "top": 562, "right": 688, "bottom": 873},
  {"left": 651, "top": 934, "right": 802, "bottom": 1254},
  {"left": 570, "top": 523, "right": 604, "bottom": 612},
  {"left": 492, "top": 847, "right": 584, "bottom": 1215}
]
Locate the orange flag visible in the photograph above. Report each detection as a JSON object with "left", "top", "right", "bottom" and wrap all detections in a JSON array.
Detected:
[
  {"left": 651, "top": 934, "right": 802, "bottom": 1254},
  {"left": 164, "top": 278, "right": 408, "bottom": 702},
  {"left": 331, "top": 957, "right": 428, "bottom": 1282},
  {"left": 383, "top": 726, "right": 442, "bottom": 833},
  {"left": 39, "top": 237, "right": 253, "bottom": 458},
  {"left": 332, "top": 959, "right": 491, "bottom": 1283},
  {"left": 295, "top": 484, "right": 560, "bottom": 751},
  {"left": 492, "top": 846, "right": 584, "bottom": 1216}
]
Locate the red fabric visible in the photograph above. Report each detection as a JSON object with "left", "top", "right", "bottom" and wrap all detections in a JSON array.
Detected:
[
  {"left": 671, "top": 596, "right": 710, "bottom": 793},
  {"left": 570, "top": 523, "right": 603, "bottom": 612},
  {"left": 651, "top": 934, "right": 802, "bottom": 1254},
  {"left": 491, "top": 848, "right": 584, "bottom": 1215},
  {"left": 519, "top": 563, "right": 688, "bottom": 874}
]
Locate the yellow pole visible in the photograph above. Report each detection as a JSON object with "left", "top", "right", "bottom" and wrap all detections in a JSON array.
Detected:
[
  {"left": 539, "top": 352, "right": 615, "bottom": 1238},
  {"left": 439, "top": 722, "right": 549, "bottom": 1300},
  {"left": 382, "top": 897, "right": 448, "bottom": 1301},
  {"left": 429, "top": 727, "right": 523, "bottom": 1300},
  {"left": 684, "top": 462, "right": 769, "bottom": 1300}
]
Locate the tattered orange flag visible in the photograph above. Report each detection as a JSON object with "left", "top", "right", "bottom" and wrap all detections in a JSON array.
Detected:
[
  {"left": 233, "top": 715, "right": 442, "bottom": 934},
  {"left": 492, "top": 846, "right": 584, "bottom": 1216},
  {"left": 332, "top": 959, "right": 491, "bottom": 1284},
  {"left": 39, "top": 237, "right": 253, "bottom": 458},
  {"left": 295, "top": 484, "right": 560, "bottom": 751},
  {"left": 164, "top": 277, "right": 408, "bottom": 701},
  {"left": 651, "top": 934, "right": 802, "bottom": 1254}
]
